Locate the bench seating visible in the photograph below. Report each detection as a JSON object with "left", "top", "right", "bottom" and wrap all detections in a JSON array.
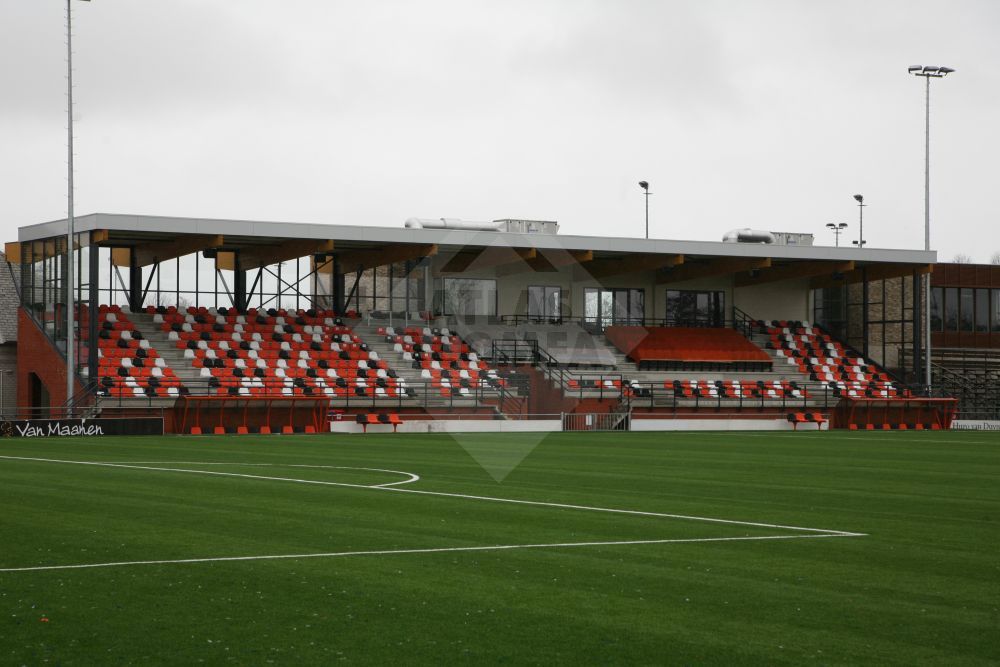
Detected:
[
  {"left": 355, "top": 413, "right": 404, "bottom": 433},
  {"left": 604, "top": 326, "right": 771, "bottom": 368}
]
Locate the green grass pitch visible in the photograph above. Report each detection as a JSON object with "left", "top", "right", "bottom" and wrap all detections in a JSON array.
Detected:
[{"left": 1, "top": 430, "right": 998, "bottom": 664}]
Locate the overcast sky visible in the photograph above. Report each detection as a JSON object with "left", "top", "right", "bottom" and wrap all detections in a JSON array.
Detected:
[{"left": 2, "top": 0, "right": 998, "bottom": 262}]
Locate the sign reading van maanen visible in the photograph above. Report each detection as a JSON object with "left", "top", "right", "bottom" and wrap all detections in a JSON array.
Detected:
[{"left": 0, "top": 418, "right": 164, "bottom": 438}]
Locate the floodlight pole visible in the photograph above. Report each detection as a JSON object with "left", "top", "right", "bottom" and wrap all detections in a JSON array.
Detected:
[
  {"left": 64, "top": 0, "right": 90, "bottom": 411},
  {"left": 909, "top": 65, "right": 954, "bottom": 394},
  {"left": 639, "top": 181, "right": 651, "bottom": 239},
  {"left": 826, "top": 223, "right": 847, "bottom": 247},
  {"left": 66, "top": 0, "right": 76, "bottom": 409}
]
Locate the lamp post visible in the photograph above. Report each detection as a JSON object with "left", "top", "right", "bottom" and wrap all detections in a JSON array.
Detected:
[
  {"left": 909, "top": 64, "right": 954, "bottom": 393},
  {"left": 64, "top": 0, "right": 91, "bottom": 410},
  {"left": 826, "top": 222, "right": 848, "bottom": 247},
  {"left": 638, "top": 181, "right": 651, "bottom": 239},
  {"left": 852, "top": 194, "right": 866, "bottom": 248}
]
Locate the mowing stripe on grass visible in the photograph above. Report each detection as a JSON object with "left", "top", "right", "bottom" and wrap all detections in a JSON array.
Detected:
[
  {"left": 0, "top": 533, "right": 858, "bottom": 573},
  {"left": 0, "top": 455, "right": 865, "bottom": 537}
]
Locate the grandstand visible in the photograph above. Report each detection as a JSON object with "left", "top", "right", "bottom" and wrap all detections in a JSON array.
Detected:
[{"left": 6, "top": 213, "right": 960, "bottom": 434}]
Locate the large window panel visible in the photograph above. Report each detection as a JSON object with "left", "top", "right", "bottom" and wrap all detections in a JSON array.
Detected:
[
  {"left": 442, "top": 278, "right": 497, "bottom": 317},
  {"left": 993, "top": 289, "right": 1000, "bottom": 333},
  {"left": 528, "top": 286, "right": 561, "bottom": 322},
  {"left": 975, "top": 288, "right": 989, "bottom": 332},
  {"left": 959, "top": 287, "right": 974, "bottom": 332},
  {"left": 666, "top": 289, "right": 725, "bottom": 326},
  {"left": 944, "top": 287, "right": 959, "bottom": 331}
]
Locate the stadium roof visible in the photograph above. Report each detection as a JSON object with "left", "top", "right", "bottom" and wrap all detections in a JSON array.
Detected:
[
  {"left": 18, "top": 213, "right": 936, "bottom": 267},
  {"left": 13, "top": 213, "right": 936, "bottom": 288}
]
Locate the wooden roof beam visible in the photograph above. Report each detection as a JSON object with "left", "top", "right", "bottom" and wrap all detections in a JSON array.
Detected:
[
  {"left": 657, "top": 257, "right": 772, "bottom": 284},
  {"left": 439, "top": 247, "right": 537, "bottom": 274},
  {"left": 237, "top": 239, "right": 335, "bottom": 270},
  {"left": 496, "top": 249, "right": 594, "bottom": 276},
  {"left": 585, "top": 253, "right": 684, "bottom": 279},
  {"left": 735, "top": 260, "right": 855, "bottom": 287},
  {"left": 336, "top": 243, "right": 438, "bottom": 273}
]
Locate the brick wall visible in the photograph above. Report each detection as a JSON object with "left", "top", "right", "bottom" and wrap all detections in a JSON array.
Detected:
[{"left": 16, "top": 308, "right": 85, "bottom": 413}]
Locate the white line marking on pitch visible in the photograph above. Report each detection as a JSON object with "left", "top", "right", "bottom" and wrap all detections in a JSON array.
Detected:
[
  {"left": 0, "top": 455, "right": 863, "bottom": 537},
  {"left": 91, "top": 462, "right": 420, "bottom": 487},
  {"left": 0, "top": 533, "right": 857, "bottom": 573}
]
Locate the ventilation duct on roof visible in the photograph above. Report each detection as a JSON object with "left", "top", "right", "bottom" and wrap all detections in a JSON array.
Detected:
[
  {"left": 404, "top": 218, "right": 505, "bottom": 231},
  {"left": 722, "top": 228, "right": 776, "bottom": 244}
]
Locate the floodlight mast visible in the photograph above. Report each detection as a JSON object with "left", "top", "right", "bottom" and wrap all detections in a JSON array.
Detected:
[
  {"left": 826, "top": 222, "right": 848, "bottom": 247},
  {"left": 852, "top": 194, "right": 866, "bottom": 248},
  {"left": 909, "top": 64, "right": 954, "bottom": 394},
  {"left": 65, "top": 0, "right": 90, "bottom": 409},
  {"left": 638, "top": 181, "right": 651, "bottom": 239}
]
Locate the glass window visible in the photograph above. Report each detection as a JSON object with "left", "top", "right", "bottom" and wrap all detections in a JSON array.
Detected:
[
  {"left": 665, "top": 289, "right": 724, "bottom": 326},
  {"left": 583, "top": 287, "right": 644, "bottom": 327},
  {"left": 628, "top": 288, "right": 644, "bottom": 324},
  {"left": 528, "top": 286, "right": 561, "bottom": 321},
  {"left": 442, "top": 278, "right": 497, "bottom": 317},
  {"left": 930, "top": 287, "right": 943, "bottom": 332},
  {"left": 960, "top": 288, "right": 974, "bottom": 332},
  {"left": 975, "top": 289, "right": 989, "bottom": 332},
  {"left": 944, "top": 287, "right": 959, "bottom": 331},
  {"left": 993, "top": 289, "right": 1000, "bottom": 333},
  {"left": 584, "top": 288, "right": 599, "bottom": 322}
]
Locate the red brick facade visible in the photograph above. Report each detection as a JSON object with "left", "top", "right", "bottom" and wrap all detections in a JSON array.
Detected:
[{"left": 16, "top": 308, "right": 85, "bottom": 414}]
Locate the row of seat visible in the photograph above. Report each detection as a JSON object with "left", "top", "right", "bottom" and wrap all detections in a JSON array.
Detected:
[
  {"left": 761, "top": 320, "right": 901, "bottom": 396},
  {"left": 94, "top": 308, "right": 184, "bottom": 398},
  {"left": 671, "top": 379, "right": 808, "bottom": 400}
]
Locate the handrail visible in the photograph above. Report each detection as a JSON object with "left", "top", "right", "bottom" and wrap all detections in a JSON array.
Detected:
[{"left": 496, "top": 313, "right": 738, "bottom": 330}]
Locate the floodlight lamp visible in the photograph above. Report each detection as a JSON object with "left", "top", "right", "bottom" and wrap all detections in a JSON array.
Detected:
[
  {"left": 908, "top": 65, "right": 922, "bottom": 73},
  {"left": 853, "top": 194, "right": 864, "bottom": 203},
  {"left": 939, "top": 66, "right": 955, "bottom": 74},
  {"left": 923, "top": 66, "right": 939, "bottom": 74},
  {"left": 638, "top": 181, "right": 649, "bottom": 190}
]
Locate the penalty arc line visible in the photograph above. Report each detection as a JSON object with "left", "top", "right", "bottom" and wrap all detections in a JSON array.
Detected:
[
  {"left": 0, "top": 533, "right": 859, "bottom": 573},
  {"left": 0, "top": 455, "right": 865, "bottom": 537},
  {"left": 91, "top": 462, "right": 421, "bottom": 488}
]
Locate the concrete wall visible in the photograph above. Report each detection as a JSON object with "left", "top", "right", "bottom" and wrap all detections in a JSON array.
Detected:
[
  {"left": 330, "top": 419, "right": 562, "bottom": 434},
  {"left": 631, "top": 418, "right": 823, "bottom": 431},
  {"left": 734, "top": 278, "right": 811, "bottom": 323}
]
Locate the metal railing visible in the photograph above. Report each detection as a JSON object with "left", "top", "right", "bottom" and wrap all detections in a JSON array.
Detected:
[{"left": 92, "top": 376, "right": 528, "bottom": 416}]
